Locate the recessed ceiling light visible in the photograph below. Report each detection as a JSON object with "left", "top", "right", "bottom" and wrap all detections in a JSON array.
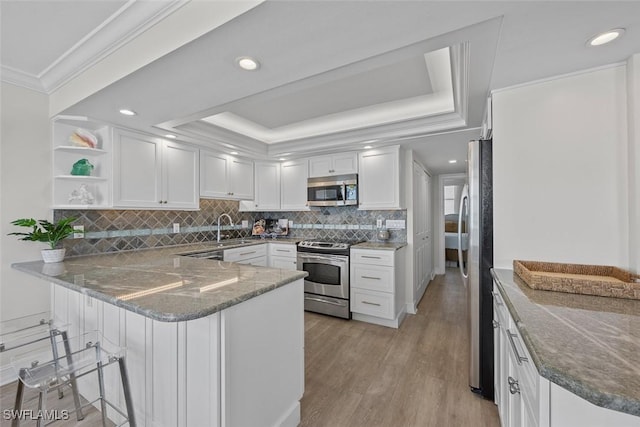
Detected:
[
  {"left": 279, "top": 158, "right": 287, "bottom": 161},
  {"left": 587, "top": 28, "right": 625, "bottom": 46},
  {"left": 448, "top": 160, "right": 457, "bottom": 164},
  {"left": 164, "top": 134, "right": 177, "bottom": 139},
  {"left": 236, "top": 56, "right": 260, "bottom": 71},
  {"left": 119, "top": 109, "right": 136, "bottom": 116},
  {"left": 230, "top": 151, "right": 239, "bottom": 155},
  {"left": 363, "top": 145, "right": 373, "bottom": 149}
]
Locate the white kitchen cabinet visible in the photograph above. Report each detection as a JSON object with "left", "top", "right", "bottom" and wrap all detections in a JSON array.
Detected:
[
  {"left": 268, "top": 243, "right": 298, "bottom": 270},
  {"left": 52, "top": 116, "right": 112, "bottom": 209},
  {"left": 280, "top": 159, "right": 309, "bottom": 210},
  {"left": 200, "top": 150, "right": 253, "bottom": 200},
  {"left": 308, "top": 152, "right": 358, "bottom": 177},
  {"left": 350, "top": 247, "right": 406, "bottom": 328},
  {"left": 224, "top": 244, "right": 267, "bottom": 265},
  {"left": 113, "top": 129, "right": 198, "bottom": 209},
  {"left": 358, "top": 145, "right": 402, "bottom": 209},
  {"left": 240, "top": 162, "right": 281, "bottom": 211}
]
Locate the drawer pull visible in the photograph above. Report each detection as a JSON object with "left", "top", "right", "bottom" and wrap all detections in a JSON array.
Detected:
[
  {"left": 508, "top": 376, "right": 520, "bottom": 394},
  {"left": 362, "top": 301, "right": 381, "bottom": 307},
  {"left": 492, "top": 320, "right": 499, "bottom": 328},
  {"left": 491, "top": 291, "right": 504, "bottom": 305},
  {"left": 276, "top": 249, "right": 290, "bottom": 252},
  {"left": 361, "top": 255, "right": 381, "bottom": 259},
  {"left": 239, "top": 251, "right": 257, "bottom": 256},
  {"left": 507, "top": 329, "right": 529, "bottom": 365},
  {"left": 361, "top": 276, "right": 381, "bottom": 280}
]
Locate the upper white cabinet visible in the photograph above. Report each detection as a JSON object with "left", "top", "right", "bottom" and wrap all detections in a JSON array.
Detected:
[
  {"left": 200, "top": 150, "right": 253, "bottom": 200},
  {"left": 240, "top": 162, "right": 281, "bottom": 211},
  {"left": 358, "top": 145, "right": 402, "bottom": 210},
  {"left": 52, "top": 116, "right": 112, "bottom": 209},
  {"left": 113, "top": 129, "right": 198, "bottom": 209},
  {"left": 308, "top": 152, "right": 358, "bottom": 177},
  {"left": 280, "top": 159, "right": 309, "bottom": 210}
]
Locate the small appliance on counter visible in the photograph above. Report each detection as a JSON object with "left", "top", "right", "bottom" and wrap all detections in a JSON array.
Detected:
[{"left": 252, "top": 218, "right": 289, "bottom": 238}]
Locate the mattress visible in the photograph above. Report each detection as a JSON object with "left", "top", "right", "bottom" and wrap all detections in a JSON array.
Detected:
[{"left": 445, "top": 232, "right": 469, "bottom": 250}]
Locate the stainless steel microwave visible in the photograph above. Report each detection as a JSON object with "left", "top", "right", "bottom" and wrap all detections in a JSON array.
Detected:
[{"left": 307, "top": 174, "right": 358, "bottom": 207}]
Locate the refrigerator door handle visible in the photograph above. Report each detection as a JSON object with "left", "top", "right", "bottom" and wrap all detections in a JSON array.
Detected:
[{"left": 458, "top": 187, "right": 469, "bottom": 280}]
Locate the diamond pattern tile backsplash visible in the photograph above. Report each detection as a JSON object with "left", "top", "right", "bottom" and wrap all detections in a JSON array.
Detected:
[{"left": 55, "top": 199, "right": 407, "bottom": 256}]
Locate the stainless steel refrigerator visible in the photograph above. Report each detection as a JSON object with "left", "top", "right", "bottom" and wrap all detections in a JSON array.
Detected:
[{"left": 458, "top": 139, "right": 494, "bottom": 399}]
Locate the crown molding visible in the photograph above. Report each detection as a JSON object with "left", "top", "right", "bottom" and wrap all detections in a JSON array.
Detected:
[
  {"left": 1, "top": 1, "right": 188, "bottom": 94},
  {"left": 0, "top": 65, "right": 46, "bottom": 93}
]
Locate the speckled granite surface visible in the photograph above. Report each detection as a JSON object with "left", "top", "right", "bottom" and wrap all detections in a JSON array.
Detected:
[
  {"left": 12, "top": 242, "right": 307, "bottom": 322},
  {"left": 352, "top": 242, "right": 407, "bottom": 251},
  {"left": 492, "top": 268, "right": 640, "bottom": 417}
]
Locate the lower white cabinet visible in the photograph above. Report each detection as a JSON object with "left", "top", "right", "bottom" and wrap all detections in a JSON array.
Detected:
[
  {"left": 51, "top": 281, "right": 304, "bottom": 427},
  {"left": 224, "top": 244, "right": 267, "bottom": 266},
  {"left": 268, "top": 243, "right": 298, "bottom": 270},
  {"left": 350, "top": 247, "right": 406, "bottom": 328},
  {"left": 493, "top": 281, "right": 640, "bottom": 427}
]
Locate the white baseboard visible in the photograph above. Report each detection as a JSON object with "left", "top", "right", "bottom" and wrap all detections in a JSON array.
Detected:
[
  {"left": 352, "top": 307, "right": 407, "bottom": 329},
  {"left": 275, "top": 401, "right": 300, "bottom": 427}
]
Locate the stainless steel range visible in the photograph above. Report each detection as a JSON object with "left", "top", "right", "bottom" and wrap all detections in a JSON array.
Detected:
[{"left": 297, "top": 241, "right": 354, "bottom": 319}]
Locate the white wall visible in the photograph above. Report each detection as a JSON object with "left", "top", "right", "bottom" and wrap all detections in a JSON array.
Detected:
[
  {"left": 627, "top": 54, "right": 640, "bottom": 274},
  {"left": 1, "top": 82, "right": 52, "bottom": 321},
  {"left": 493, "top": 65, "right": 629, "bottom": 269}
]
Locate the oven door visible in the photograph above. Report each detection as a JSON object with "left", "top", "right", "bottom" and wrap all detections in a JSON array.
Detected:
[{"left": 297, "top": 253, "right": 349, "bottom": 299}]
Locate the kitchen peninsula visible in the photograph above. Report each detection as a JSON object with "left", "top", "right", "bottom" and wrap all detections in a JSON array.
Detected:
[{"left": 12, "top": 243, "right": 307, "bottom": 427}]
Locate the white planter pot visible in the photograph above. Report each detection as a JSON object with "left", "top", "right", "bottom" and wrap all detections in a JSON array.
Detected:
[{"left": 41, "top": 248, "right": 66, "bottom": 263}]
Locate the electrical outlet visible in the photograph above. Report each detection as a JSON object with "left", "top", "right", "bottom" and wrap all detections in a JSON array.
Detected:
[
  {"left": 241, "top": 220, "right": 249, "bottom": 229},
  {"left": 376, "top": 219, "right": 383, "bottom": 228},
  {"left": 73, "top": 225, "right": 84, "bottom": 239},
  {"left": 173, "top": 223, "right": 180, "bottom": 233}
]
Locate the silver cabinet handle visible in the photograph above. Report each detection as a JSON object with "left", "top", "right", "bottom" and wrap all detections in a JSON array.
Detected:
[
  {"left": 493, "top": 320, "right": 499, "bottom": 328},
  {"left": 276, "top": 249, "right": 290, "bottom": 252},
  {"left": 508, "top": 376, "right": 520, "bottom": 394},
  {"left": 361, "top": 255, "right": 381, "bottom": 259},
  {"left": 507, "top": 329, "right": 529, "bottom": 365},
  {"left": 362, "top": 301, "right": 381, "bottom": 306},
  {"left": 240, "top": 251, "right": 257, "bottom": 256},
  {"left": 361, "top": 276, "right": 381, "bottom": 280},
  {"left": 491, "top": 291, "right": 504, "bottom": 305}
]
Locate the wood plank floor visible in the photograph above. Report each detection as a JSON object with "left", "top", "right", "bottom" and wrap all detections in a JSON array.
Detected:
[{"left": 300, "top": 268, "right": 500, "bottom": 427}]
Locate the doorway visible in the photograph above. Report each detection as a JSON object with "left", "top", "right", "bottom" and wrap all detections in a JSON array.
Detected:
[{"left": 435, "top": 173, "right": 467, "bottom": 275}]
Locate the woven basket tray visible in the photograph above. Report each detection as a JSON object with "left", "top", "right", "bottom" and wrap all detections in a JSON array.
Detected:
[{"left": 513, "top": 260, "right": 640, "bottom": 300}]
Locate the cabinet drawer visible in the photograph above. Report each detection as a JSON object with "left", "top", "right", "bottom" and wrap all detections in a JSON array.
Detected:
[
  {"left": 224, "top": 244, "right": 267, "bottom": 262},
  {"left": 351, "top": 289, "right": 394, "bottom": 319},
  {"left": 268, "top": 243, "right": 297, "bottom": 258},
  {"left": 351, "top": 249, "right": 394, "bottom": 266},
  {"left": 236, "top": 255, "right": 267, "bottom": 267},
  {"left": 351, "top": 265, "right": 394, "bottom": 292},
  {"left": 506, "top": 326, "right": 539, "bottom": 422}
]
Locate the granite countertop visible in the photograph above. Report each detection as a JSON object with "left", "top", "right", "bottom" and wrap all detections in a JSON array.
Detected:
[
  {"left": 352, "top": 242, "right": 407, "bottom": 251},
  {"left": 12, "top": 242, "right": 307, "bottom": 323},
  {"left": 492, "top": 268, "right": 640, "bottom": 417}
]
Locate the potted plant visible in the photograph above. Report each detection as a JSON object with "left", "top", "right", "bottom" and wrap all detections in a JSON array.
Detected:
[{"left": 8, "top": 217, "right": 76, "bottom": 263}]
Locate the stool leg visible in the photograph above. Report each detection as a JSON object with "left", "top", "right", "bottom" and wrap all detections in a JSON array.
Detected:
[
  {"left": 61, "top": 331, "right": 84, "bottom": 420},
  {"left": 11, "top": 369, "right": 26, "bottom": 427},
  {"left": 36, "top": 388, "right": 47, "bottom": 427},
  {"left": 96, "top": 359, "right": 108, "bottom": 427},
  {"left": 118, "top": 357, "right": 136, "bottom": 427},
  {"left": 48, "top": 330, "right": 64, "bottom": 400}
]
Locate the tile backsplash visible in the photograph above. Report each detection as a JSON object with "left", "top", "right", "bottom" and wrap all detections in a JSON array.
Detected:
[{"left": 55, "top": 200, "right": 407, "bottom": 256}]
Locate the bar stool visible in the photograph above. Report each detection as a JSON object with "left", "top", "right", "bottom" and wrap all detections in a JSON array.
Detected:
[{"left": 1, "top": 314, "right": 136, "bottom": 426}]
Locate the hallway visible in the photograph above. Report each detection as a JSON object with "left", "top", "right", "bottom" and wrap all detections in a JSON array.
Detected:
[{"left": 301, "top": 268, "right": 500, "bottom": 427}]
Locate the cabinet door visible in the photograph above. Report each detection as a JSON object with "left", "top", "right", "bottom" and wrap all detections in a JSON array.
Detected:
[
  {"left": 200, "top": 151, "right": 229, "bottom": 198},
  {"left": 163, "top": 141, "right": 199, "bottom": 209},
  {"left": 254, "top": 163, "right": 280, "bottom": 210},
  {"left": 281, "top": 159, "right": 309, "bottom": 210},
  {"left": 331, "top": 152, "right": 358, "bottom": 175},
  {"left": 113, "top": 130, "right": 162, "bottom": 208},
  {"left": 308, "top": 156, "right": 332, "bottom": 177},
  {"left": 270, "top": 256, "right": 298, "bottom": 270},
  {"left": 359, "top": 146, "right": 400, "bottom": 209},
  {"left": 229, "top": 158, "right": 254, "bottom": 200}
]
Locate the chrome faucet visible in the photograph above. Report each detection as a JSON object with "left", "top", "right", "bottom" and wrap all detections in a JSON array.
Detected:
[{"left": 217, "top": 213, "right": 234, "bottom": 243}]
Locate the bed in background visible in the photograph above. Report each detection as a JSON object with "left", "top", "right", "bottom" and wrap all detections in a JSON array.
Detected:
[{"left": 444, "top": 214, "right": 468, "bottom": 265}]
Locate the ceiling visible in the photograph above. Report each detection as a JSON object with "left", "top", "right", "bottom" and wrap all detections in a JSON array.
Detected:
[{"left": 2, "top": 1, "right": 640, "bottom": 175}]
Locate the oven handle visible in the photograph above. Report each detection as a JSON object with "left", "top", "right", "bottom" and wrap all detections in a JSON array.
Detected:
[
  {"left": 304, "top": 296, "right": 346, "bottom": 306},
  {"left": 297, "top": 253, "right": 348, "bottom": 263}
]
